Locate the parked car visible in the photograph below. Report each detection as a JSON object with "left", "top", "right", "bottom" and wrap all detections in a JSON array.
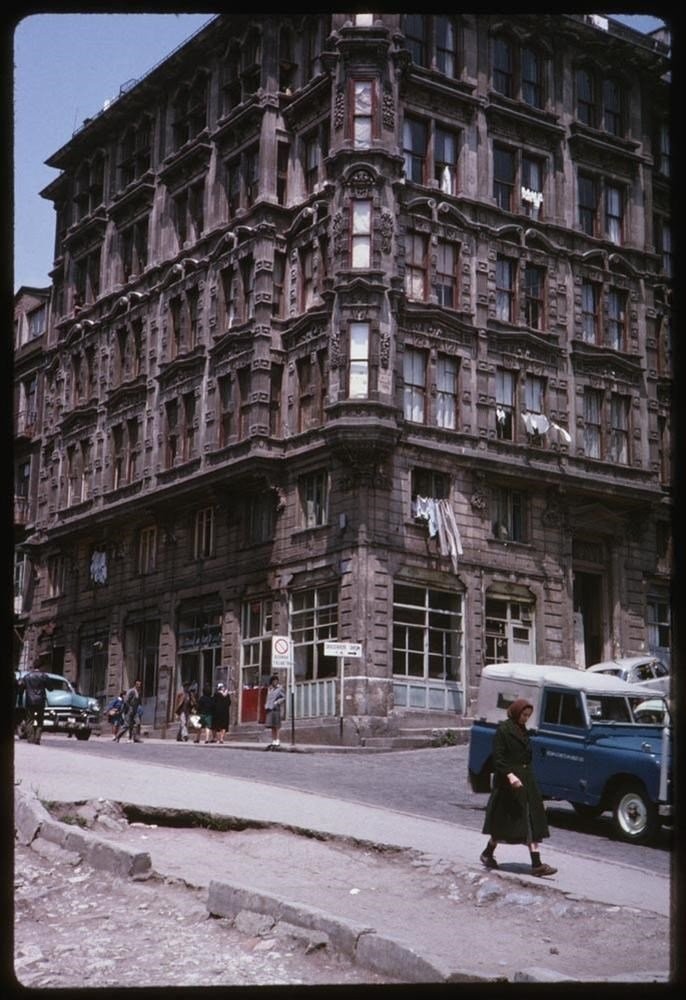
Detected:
[
  {"left": 468, "top": 662, "right": 672, "bottom": 844},
  {"left": 587, "top": 656, "right": 670, "bottom": 695},
  {"left": 15, "top": 671, "right": 101, "bottom": 740},
  {"left": 632, "top": 698, "right": 671, "bottom": 726}
]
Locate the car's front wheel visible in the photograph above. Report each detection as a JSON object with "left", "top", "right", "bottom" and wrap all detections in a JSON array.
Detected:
[
  {"left": 75, "top": 730, "right": 91, "bottom": 741},
  {"left": 611, "top": 781, "right": 659, "bottom": 843}
]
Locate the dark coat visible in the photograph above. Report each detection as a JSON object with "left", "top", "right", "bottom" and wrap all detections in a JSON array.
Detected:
[
  {"left": 212, "top": 690, "right": 231, "bottom": 730},
  {"left": 482, "top": 717, "right": 549, "bottom": 844}
]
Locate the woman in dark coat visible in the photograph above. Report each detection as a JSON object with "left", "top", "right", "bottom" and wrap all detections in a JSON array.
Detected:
[
  {"left": 212, "top": 683, "right": 231, "bottom": 744},
  {"left": 480, "top": 698, "right": 557, "bottom": 877}
]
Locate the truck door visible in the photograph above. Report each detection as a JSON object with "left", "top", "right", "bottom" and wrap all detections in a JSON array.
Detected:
[{"left": 532, "top": 688, "right": 588, "bottom": 800}]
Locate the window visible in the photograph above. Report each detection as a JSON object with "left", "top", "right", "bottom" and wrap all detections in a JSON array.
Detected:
[
  {"left": 349, "top": 322, "right": 369, "bottom": 399},
  {"left": 657, "top": 414, "right": 670, "bottom": 484},
  {"left": 521, "top": 47, "right": 543, "bottom": 108},
  {"left": 647, "top": 598, "right": 670, "bottom": 653},
  {"left": 277, "top": 142, "right": 289, "bottom": 206},
  {"left": 403, "top": 117, "right": 427, "bottom": 183},
  {"left": 495, "top": 256, "right": 516, "bottom": 322},
  {"left": 291, "top": 585, "right": 339, "bottom": 681},
  {"left": 120, "top": 217, "right": 148, "bottom": 280},
  {"left": 605, "top": 184, "right": 623, "bottom": 244},
  {"left": 240, "top": 256, "right": 255, "bottom": 321},
  {"left": 174, "top": 182, "right": 204, "bottom": 248},
  {"left": 524, "top": 264, "right": 545, "bottom": 329},
  {"left": 74, "top": 248, "right": 101, "bottom": 307},
  {"left": 521, "top": 155, "right": 543, "bottom": 218},
  {"left": 300, "top": 247, "right": 315, "bottom": 309},
  {"left": 300, "top": 470, "right": 328, "bottom": 527},
  {"left": 194, "top": 507, "right": 215, "bottom": 559},
  {"left": 352, "top": 80, "right": 374, "bottom": 149},
  {"left": 392, "top": 584, "right": 462, "bottom": 681},
  {"left": 654, "top": 218, "right": 672, "bottom": 277},
  {"left": 272, "top": 252, "right": 286, "bottom": 319},
  {"left": 183, "top": 391, "right": 197, "bottom": 460},
  {"left": 602, "top": 78, "right": 621, "bottom": 135},
  {"left": 126, "top": 418, "right": 140, "bottom": 482},
  {"left": 297, "top": 355, "right": 315, "bottom": 431},
  {"left": 171, "top": 74, "right": 207, "bottom": 149},
  {"left": 27, "top": 305, "right": 47, "bottom": 339},
  {"left": 579, "top": 173, "right": 623, "bottom": 242},
  {"left": 355, "top": 14, "right": 374, "bottom": 27},
  {"left": 47, "top": 554, "right": 66, "bottom": 598},
  {"left": 581, "top": 280, "right": 599, "bottom": 343},
  {"left": 227, "top": 159, "right": 240, "bottom": 216},
  {"left": 404, "top": 14, "right": 428, "bottom": 65},
  {"left": 165, "top": 399, "right": 179, "bottom": 468},
  {"left": 221, "top": 45, "right": 241, "bottom": 114},
  {"left": 245, "top": 147, "right": 259, "bottom": 207},
  {"left": 493, "top": 36, "right": 513, "bottom": 97},
  {"left": 242, "top": 28, "right": 262, "bottom": 93},
  {"left": 436, "top": 354, "right": 458, "bottom": 430},
  {"left": 218, "top": 374, "right": 233, "bottom": 446},
  {"left": 655, "top": 122, "right": 671, "bottom": 178},
  {"left": 411, "top": 468, "right": 449, "bottom": 504},
  {"left": 485, "top": 597, "right": 535, "bottom": 665},
  {"left": 434, "top": 240, "right": 458, "bottom": 308},
  {"left": 351, "top": 200, "right": 372, "bottom": 268},
  {"left": 523, "top": 374, "right": 545, "bottom": 443},
  {"left": 495, "top": 369, "right": 515, "bottom": 440},
  {"left": 578, "top": 173, "right": 598, "bottom": 236},
  {"left": 73, "top": 155, "right": 104, "bottom": 220},
  {"left": 269, "top": 364, "right": 283, "bottom": 436},
  {"left": 576, "top": 68, "right": 623, "bottom": 135},
  {"left": 608, "top": 393, "right": 629, "bottom": 465},
  {"left": 542, "top": 691, "right": 584, "bottom": 727},
  {"left": 138, "top": 526, "right": 157, "bottom": 575},
  {"left": 492, "top": 36, "right": 544, "bottom": 107},
  {"left": 303, "top": 125, "right": 328, "bottom": 194},
  {"left": 241, "top": 598, "right": 273, "bottom": 687},
  {"left": 125, "top": 618, "right": 160, "bottom": 701},
  {"left": 118, "top": 116, "right": 151, "bottom": 189},
  {"left": 494, "top": 146, "right": 515, "bottom": 211},
  {"left": 248, "top": 492, "right": 275, "bottom": 544},
  {"left": 435, "top": 16, "right": 458, "bottom": 77},
  {"left": 492, "top": 488, "right": 527, "bottom": 542},
  {"left": 237, "top": 366, "right": 251, "bottom": 439},
  {"left": 405, "top": 232, "right": 428, "bottom": 299},
  {"left": 403, "top": 348, "right": 427, "bottom": 423},
  {"left": 112, "top": 424, "right": 124, "bottom": 489},
  {"left": 435, "top": 127, "right": 459, "bottom": 195},
  {"left": 583, "top": 388, "right": 602, "bottom": 459},
  {"left": 607, "top": 289, "right": 626, "bottom": 351}
]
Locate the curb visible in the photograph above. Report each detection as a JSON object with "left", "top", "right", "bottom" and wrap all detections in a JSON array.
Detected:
[{"left": 13, "top": 784, "right": 669, "bottom": 985}]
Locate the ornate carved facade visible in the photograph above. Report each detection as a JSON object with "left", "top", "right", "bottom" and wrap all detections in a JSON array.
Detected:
[{"left": 14, "top": 14, "right": 672, "bottom": 738}]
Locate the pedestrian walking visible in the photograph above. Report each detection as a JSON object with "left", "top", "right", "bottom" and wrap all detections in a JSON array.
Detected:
[
  {"left": 106, "top": 690, "right": 126, "bottom": 739},
  {"left": 195, "top": 684, "right": 214, "bottom": 744},
  {"left": 263, "top": 674, "right": 286, "bottom": 751},
  {"left": 19, "top": 662, "right": 50, "bottom": 745},
  {"left": 212, "top": 682, "right": 231, "bottom": 744},
  {"left": 480, "top": 698, "right": 557, "bottom": 877},
  {"left": 174, "top": 680, "right": 197, "bottom": 742},
  {"left": 114, "top": 680, "right": 143, "bottom": 743}
]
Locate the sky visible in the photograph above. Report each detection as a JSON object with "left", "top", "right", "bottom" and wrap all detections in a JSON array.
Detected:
[{"left": 12, "top": 12, "right": 668, "bottom": 293}]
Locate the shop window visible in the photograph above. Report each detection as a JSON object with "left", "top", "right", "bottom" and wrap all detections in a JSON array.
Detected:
[
  {"left": 392, "top": 583, "right": 462, "bottom": 681},
  {"left": 291, "top": 585, "right": 339, "bottom": 680}
]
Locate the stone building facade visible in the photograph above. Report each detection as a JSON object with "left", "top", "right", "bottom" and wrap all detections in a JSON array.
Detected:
[{"left": 15, "top": 13, "right": 672, "bottom": 738}]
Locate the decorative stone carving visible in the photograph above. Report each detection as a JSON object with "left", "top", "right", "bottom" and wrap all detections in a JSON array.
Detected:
[
  {"left": 330, "top": 326, "right": 341, "bottom": 369},
  {"left": 382, "top": 88, "right": 395, "bottom": 129},
  {"left": 332, "top": 212, "right": 345, "bottom": 256},
  {"left": 334, "top": 85, "right": 345, "bottom": 129},
  {"left": 380, "top": 210, "right": 393, "bottom": 254},
  {"left": 470, "top": 489, "right": 488, "bottom": 512},
  {"left": 379, "top": 331, "right": 391, "bottom": 369}
]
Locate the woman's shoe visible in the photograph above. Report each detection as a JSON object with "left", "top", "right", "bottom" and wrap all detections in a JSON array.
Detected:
[
  {"left": 480, "top": 851, "right": 499, "bottom": 870},
  {"left": 530, "top": 863, "right": 557, "bottom": 877}
]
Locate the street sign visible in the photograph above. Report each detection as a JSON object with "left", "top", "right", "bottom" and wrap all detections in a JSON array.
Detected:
[
  {"left": 271, "top": 635, "right": 293, "bottom": 669},
  {"left": 323, "top": 641, "right": 363, "bottom": 658}
]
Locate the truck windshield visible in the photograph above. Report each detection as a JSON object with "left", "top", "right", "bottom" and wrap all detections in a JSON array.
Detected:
[{"left": 586, "top": 695, "right": 632, "bottom": 723}]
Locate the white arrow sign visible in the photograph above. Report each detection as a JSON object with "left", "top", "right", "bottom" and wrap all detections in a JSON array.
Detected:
[{"left": 324, "top": 641, "right": 363, "bottom": 658}]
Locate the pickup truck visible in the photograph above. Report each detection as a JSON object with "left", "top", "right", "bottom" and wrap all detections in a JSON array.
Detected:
[
  {"left": 15, "top": 671, "right": 101, "bottom": 741},
  {"left": 468, "top": 662, "right": 671, "bottom": 844}
]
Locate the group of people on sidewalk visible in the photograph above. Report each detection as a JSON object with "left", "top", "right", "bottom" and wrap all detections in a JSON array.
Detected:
[{"left": 173, "top": 679, "right": 232, "bottom": 744}]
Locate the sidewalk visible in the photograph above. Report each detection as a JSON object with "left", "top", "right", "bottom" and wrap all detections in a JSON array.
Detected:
[{"left": 13, "top": 741, "right": 672, "bottom": 983}]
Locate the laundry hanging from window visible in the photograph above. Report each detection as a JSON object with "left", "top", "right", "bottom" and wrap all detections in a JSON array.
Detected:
[{"left": 413, "top": 497, "right": 463, "bottom": 573}]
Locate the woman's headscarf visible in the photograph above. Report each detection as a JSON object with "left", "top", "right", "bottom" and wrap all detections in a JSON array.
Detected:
[{"left": 507, "top": 698, "right": 534, "bottom": 725}]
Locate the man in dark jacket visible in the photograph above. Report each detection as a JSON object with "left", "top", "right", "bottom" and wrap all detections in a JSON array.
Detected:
[
  {"left": 114, "top": 680, "right": 143, "bottom": 743},
  {"left": 480, "top": 698, "right": 557, "bottom": 877},
  {"left": 20, "top": 662, "right": 50, "bottom": 744}
]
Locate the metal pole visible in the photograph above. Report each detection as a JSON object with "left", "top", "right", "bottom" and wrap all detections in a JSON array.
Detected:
[
  {"left": 290, "top": 654, "right": 295, "bottom": 747},
  {"left": 339, "top": 656, "right": 344, "bottom": 743}
]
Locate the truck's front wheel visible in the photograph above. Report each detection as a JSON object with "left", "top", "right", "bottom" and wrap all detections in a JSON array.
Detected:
[{"left": 611, "top": 782, "right": 659, "bottom": 844}]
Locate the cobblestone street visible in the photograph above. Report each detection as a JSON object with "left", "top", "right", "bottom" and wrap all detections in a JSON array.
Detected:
[{"left": 14, "top": 841, "right": 396, "bottom": 989}]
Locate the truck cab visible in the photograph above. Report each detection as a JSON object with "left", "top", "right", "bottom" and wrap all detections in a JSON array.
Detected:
[{"left": 468, "top": 663, "right": 671, "bottom": 844}]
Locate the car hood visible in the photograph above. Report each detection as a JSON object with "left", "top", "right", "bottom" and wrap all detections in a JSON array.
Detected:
[
  {"left": 591, "top": 727, "right": 671, "bottom": 760},
  {"left": 46, "top": 690, "right": 94, "bottom": 711}
]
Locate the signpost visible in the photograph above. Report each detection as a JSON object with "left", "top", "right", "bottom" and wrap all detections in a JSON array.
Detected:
[
  {"left": 324, "top": 641, "right": 363, "bottom": 742},
  {"left": 271, "top": 635, "right": 295, "bottom": 746}
]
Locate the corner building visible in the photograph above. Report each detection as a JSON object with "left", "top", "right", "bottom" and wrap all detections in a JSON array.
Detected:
[{"left": 23, "top": 14, "right": 672, "bottom": 739}]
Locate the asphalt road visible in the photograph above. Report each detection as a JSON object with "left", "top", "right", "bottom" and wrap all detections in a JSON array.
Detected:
[{"left": 34, "top": 736, "right": 672, "bottom": 877}]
